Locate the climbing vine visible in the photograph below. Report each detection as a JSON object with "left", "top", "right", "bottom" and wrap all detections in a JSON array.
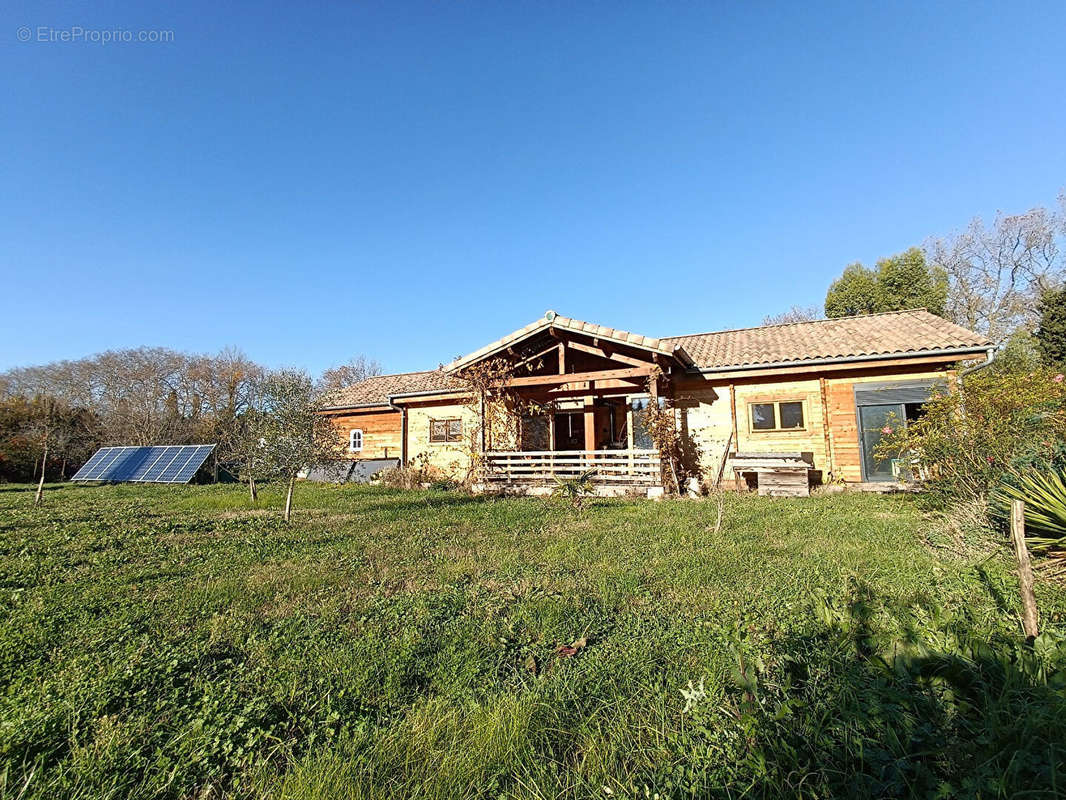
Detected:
[
  {"left": 455, "top": 358, "right": 552, "bottom": 484},
  {"left": 639, "top": 366, "right": 703, "bottom": 495}
]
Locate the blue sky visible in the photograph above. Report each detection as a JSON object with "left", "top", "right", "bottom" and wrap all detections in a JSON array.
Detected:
[{"left": 3, "top": 1, "right": 1065, "bottom": 375}]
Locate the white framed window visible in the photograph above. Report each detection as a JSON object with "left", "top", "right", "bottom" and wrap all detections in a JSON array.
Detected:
[{"left": 349, "top": 428, "right": 364, "bottom": 452}]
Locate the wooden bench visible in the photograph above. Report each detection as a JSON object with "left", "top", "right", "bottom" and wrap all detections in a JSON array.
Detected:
[{"left": 731, "top": 452, "right": 812, "bottom": 497}]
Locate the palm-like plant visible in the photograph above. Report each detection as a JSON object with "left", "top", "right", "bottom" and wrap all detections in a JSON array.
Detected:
[
  {"left": 552, "top": 468, "right": 597, "bottom": 509},
  {"left": 994, "top": 470, "right": 1066, "bottom": 551}
]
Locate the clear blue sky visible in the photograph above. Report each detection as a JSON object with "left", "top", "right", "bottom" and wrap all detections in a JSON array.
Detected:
[{"left": 3, "top": 1, "right": 1065, "bottom": 375}]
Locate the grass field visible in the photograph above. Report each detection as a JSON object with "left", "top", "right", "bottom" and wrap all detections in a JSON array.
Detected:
[{"left": 2, "top": 482, "right": 1065, "bottom": 799}]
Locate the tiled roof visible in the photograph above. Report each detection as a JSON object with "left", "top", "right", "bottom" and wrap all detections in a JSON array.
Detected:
[
  {"left": 443, "top": 310, "right": 692, "bottom": 372},
  {"left": 661, "top": 309, "right": 992, "bottom": 371},
  {"left": 320, "top": 370, "right": 462, "bottom": 410},
  {"left": 325, "top": 310, "right": 992, "bottom": 408}
]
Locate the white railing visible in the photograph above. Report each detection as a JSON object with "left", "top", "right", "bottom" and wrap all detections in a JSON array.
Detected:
[{"left": 482, "top": 449, "right": 661, "bottom": 485}]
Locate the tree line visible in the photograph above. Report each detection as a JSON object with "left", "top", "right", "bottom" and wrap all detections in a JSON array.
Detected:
[
  {"left": 0, "top": 349, "right": 381, "bottom": 500},
  {"left": 764, "top": 195, "right": 1066, "bottom": 361}
]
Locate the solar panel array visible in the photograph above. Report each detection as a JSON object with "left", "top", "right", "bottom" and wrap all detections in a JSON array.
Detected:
[{"left": 71, "top": 444, "right": 216, "bottom": 484}]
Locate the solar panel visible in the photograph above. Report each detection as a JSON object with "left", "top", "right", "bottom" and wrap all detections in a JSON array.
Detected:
[{"left": 71, "top": 444, "right": 216, "bottom": 484}]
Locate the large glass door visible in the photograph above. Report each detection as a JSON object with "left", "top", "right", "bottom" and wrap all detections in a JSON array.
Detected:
[{"left": 858, "top": 404, "right": 904, "bottom": 481}]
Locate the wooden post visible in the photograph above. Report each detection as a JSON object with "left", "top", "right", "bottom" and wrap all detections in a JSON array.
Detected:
[
  {"left": 729, "top": 384, "right": 741, "bottom": 490},
  {"left": 1010, "top": 499, "right": 1040, "bottom": 640},
  {"left": 583, "top": 396, "right": 596, "bottom": 452},
  {"left": 479, "top": 393, "right": 486, "bottom": 453},
  {"left": 819, "top": 376, "right": 833, "bottom": 478},
  {"left": 34, "top": 442, "right": 48, "bottom": 507}
]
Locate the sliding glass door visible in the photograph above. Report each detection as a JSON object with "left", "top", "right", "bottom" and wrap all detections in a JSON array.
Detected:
[{"left": 858, "top": 403, "right": 903, "bottom": 481}]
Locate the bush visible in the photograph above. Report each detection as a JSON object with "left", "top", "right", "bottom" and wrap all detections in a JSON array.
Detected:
[
  {"left": 883, "top": 366, "right": 1066, "bottom": 505},
  {"left": 993, "top": 469, "right": 1066, "bottom": 551},
  {"left": 374, "top": 457, "right": 457, "bottom": 491}
]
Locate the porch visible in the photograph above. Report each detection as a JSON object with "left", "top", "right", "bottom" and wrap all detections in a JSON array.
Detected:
[
  {"left": 444, "top": 312, "right": 690, "bottom": 495},
  {"left": 481, "top": 448, "right": 662, "bottom": 492}
]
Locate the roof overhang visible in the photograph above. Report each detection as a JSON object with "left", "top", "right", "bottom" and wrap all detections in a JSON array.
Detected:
[
  {"left": 443, "top": 310, "right": 694, "bottom": 373},
  {"left": 318, "top": 401, "right": 393, "bottom": 413},
  {"left": 687, "top": 345, "right": 994, "bottom": 378}
]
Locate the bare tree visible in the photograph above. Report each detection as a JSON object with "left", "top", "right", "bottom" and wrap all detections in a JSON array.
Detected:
[
  {"left": 190, "top": 348, "right": 263, "bottom": 481},
  {"left": 214, "top": 372, "right": 271, "bottom": 503},
  {"left": 22, "top": 396, "right": 80, "bottom": 506},
  {"left": 0, "top": 346, "right": 272, "bottom": 480},
  {"left": 256, "top": 369, "right": 341, "bottom": 521},
  {"left": 318, "top": 355, "right": 383, "bottom": 393},
  {"left": 762, "top": 305, "right": 821, "bottom": 325},
  {"left": 927, "top": 200, "right": 1065, "bottom": 340}
]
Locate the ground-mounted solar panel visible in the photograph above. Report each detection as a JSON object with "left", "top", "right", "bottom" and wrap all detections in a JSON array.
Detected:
[{"left": 71, "top": 444, "right": 216, "bottom": 484}]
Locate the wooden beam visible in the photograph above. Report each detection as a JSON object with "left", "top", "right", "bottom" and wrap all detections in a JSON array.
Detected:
[
  {"left": 584, "top": 396, "right": 596, "bottom": 451},
  {"left": 505, "top": 365, "right": 653, "bottom": 388},
  {"left": 729, "top": 383, "right": 739, "bottom": 489},
  {"left": 565, "top": 340, "right": 655, "bottom": 367},
  {"left": 544, "top": 378, "right": 644, "bottom": 399},
  {"left": 479, "top": 394, "right": 486, "bottom": 453},
  {"left": 819, "top": 376, "right": 833, "bottom": 478},
  {"left": 558, "top": 342, "right": 566, "bottom": 374},
  {"left": 512, "top": 342, "right": 560, "bottom": 371}
]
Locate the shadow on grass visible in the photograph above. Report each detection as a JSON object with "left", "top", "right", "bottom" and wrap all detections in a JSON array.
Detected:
[
  {"left": 354, "top": 492, "right": 522, "bottom": 517},
  {"left": 0, "top": 484, "right": 68, "bottom": 493},
  {"left": 667, "top": 584, "right": 1066, "bottom": 798}
]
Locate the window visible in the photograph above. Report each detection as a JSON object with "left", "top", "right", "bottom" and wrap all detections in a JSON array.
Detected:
[
  {"left": 430, "top": 418, "right": 462, "bottom": 443},
  {"left": 751, "top": 403, "right": 775, "bottom": 430},
  {"left": 779, "top": 402, "right": 804, "bottom": 429},
  {"left": 348, "top": 429, "right": 363, "bottom": 452},
  {"left": 749, "top": 401, "right": 805, "bottom": 432},
  {"left": 630, "top": 396, "right": 665, "bottom": 449}
]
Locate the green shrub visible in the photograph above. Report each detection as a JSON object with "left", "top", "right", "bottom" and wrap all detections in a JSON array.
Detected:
[
  {"left": 883, "top": 366, "right": 1066, "bottom": 505},
  {"left": 551, "top": 468, "right": 596, "bottom": 508},
  {"left": 993, "top": 469, "right": 1066, "bottom": 550}
]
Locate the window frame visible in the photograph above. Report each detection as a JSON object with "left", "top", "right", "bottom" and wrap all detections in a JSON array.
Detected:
[
  {"left": 627, "top": 394, "right": 665, "bottom": 450},
  {"left": 747, "top": 400, "right": 807, "bottom": 433},
  {"left": 429, "top": 417, "right": 463, "bottom": 444},
  {"left": 348, "top": 428, "right": 364, "bottom": 452}
]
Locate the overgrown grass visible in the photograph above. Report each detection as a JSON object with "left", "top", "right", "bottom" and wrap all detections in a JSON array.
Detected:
[{"left": 1, "top": 483, "right": 1065, "bottom": 798}]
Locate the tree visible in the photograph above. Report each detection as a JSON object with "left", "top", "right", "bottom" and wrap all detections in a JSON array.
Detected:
[
  {"left": 0, "top": 346, "right": 270, "bottom": 478},
  {"left": 256, "top": 369, "right": 341, "bottom": 521},
  {"left": 21, "top": 396, "right": 82, "bottom": 506},
  {"left": 824, "top": 263, "right": 881, "bottom": 317},
  {"left": 927, "top": 201, "right": 1065, "bottom": 340},
  {"left": 763, "top": 305, "right": 820, "bottom": 325},
  {"left": 1035, "top": 287, "right": 1066, "bottom": 368},
  {"left": 318, "top": 355, "right": 382, "bottom": 393},
  {"left": 825, "top": 248, "right": 949, "bottom": 319}
]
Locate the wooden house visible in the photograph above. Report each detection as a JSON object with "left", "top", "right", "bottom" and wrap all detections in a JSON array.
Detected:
[{"left": 320, "top": 309, "right": 993, "bottom": 494}]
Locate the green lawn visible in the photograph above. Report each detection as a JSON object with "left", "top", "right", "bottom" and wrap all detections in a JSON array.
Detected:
[{"left": 1, "top": 483, "right": 1065, "bottom": 799}]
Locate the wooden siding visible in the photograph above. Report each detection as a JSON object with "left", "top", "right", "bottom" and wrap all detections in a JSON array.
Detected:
[
  {"left": 681, "top": 379, "right": 828, "bottom": 486},
  {"left": 328, "top": 408, "right": 402, "bottom": 460},
  {"left": 332, "top": 357, "right": 963, "bottom": 486},
  {"left": 823, "top": 367, "right": 955, "bottom": 482},
  {"left": 675, "top": 361, "right": 959, "bottom": 485}
]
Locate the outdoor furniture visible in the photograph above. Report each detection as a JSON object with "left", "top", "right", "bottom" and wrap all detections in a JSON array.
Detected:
[{"left": 731, "top": 452, "right": 812, "bottom": 497}]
